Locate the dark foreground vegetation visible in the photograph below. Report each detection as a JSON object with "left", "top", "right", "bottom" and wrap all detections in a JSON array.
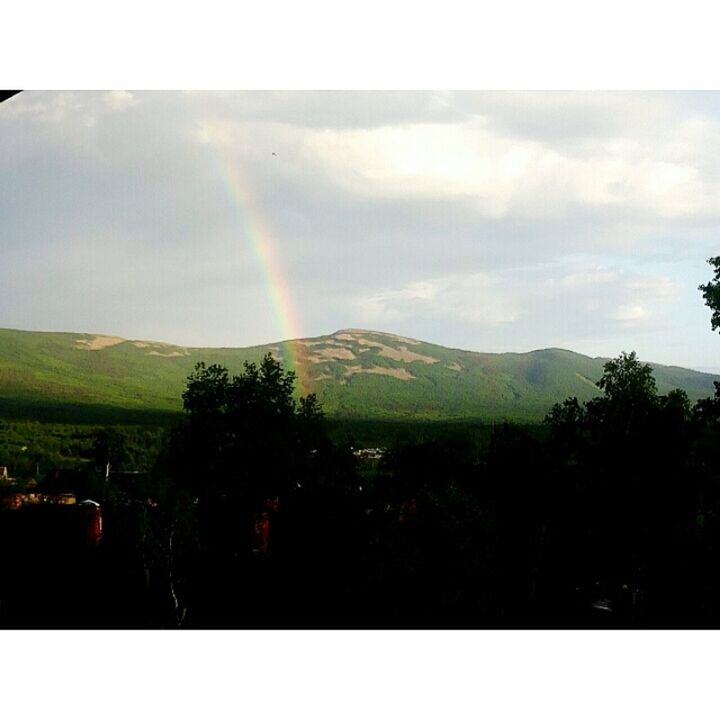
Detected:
[
  {"left": 3, "top": 259, "right": 720, "bottom": 628},
  {"left": 1, "top": 347, "right": 720, "bottom": 629}
]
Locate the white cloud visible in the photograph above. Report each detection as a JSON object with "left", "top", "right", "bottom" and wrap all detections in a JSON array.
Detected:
[
  {"left": 547, "top": 268, "right": 619, "bottom": 289},
  {"left": 609, "top": 304, "right": 647, "bottom": 322},
  {"left": 543, "top": 264, "right": 682, "bottom": 328},
  {"left": 625, "top": 275, "right": 682, "bottom": 299},
  {"left": 357, "top": 273, "right": 520, "bottom": 326},
  {"left": 290, "top": 97, "right": 720, "bottom": 222},
  {"left": 456, "top": 92, "right": 679, "bottom": 143},
  {"left": 356, "top": 263, "right": 684, "bottom": 343},
  {"left": 104, "top": 90, "right": 138, "bottom": 110}
]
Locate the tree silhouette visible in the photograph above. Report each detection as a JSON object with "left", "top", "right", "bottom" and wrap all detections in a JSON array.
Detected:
[
  {"left": 595, "top": 351, "right": 656, "bottom": 405},
  {"left": 157, "top": 354, "right": 334, "bottom": 625},
  {"left": 699, "top": 256, "right": 720, "bottom": 332},
  {"left": 171, "top": 354, "right": 322, "bottom": 505}
]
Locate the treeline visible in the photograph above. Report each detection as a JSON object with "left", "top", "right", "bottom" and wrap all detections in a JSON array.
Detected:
[
  {"left": 13, "top": 347, "right": 717, "bottom": 629},
  {"left": 0, "top": 420, "right": 165, "bottom": 484}
]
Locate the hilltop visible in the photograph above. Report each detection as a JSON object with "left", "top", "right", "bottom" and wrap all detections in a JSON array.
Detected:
[{"left": 0, "top": 327, "right": 717, "bottom": 424}]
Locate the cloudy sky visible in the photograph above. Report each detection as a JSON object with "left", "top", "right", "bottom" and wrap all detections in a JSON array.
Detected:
[{"left": 3, "top": 90, "right": 720, "bottom": 369}]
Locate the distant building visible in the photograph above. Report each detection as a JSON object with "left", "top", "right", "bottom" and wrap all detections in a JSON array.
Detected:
[
  {"left": 50, "top": 493, "right": 77, "bottom": 505},
  {"left": 353, "top": 448, "right": 385, "bottom": 461},
  {"left": 0, "top": 493, "right": 103, "bottom": 546},
  {"left": 79, "top": 500, "right": 103, "bottom": 545},
  {"left": 1, "top": 491, "right": 78, "bottom": 508},
  {"left": 1, "top": 492, "right": 24, "bottom": 510}
]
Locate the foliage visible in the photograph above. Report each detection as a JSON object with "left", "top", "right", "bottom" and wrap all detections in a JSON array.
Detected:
[
  {"left": 699, "top": 256, "right": 720, "bottom": 332},
  {"left": 169, "top": 354, "right": 323, "bottom": 504},
  {"left": 595, "top": 351, "right": 657, "bottom": 405},
  {"left": 0, "top": 419, "right": 165, "bottom": 482}
]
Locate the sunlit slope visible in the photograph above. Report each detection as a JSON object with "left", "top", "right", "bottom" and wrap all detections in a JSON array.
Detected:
[
  {"left": 0, "top": 327, "right": 717, "bottom": 422},
  {"left": 0, "top": 329, "right": 268, "bottom": 419},
  {"left": 298, "top": 331, "right": 719, "bottom": 420}
]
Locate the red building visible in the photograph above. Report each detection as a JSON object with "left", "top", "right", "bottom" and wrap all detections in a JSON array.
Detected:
[{"left": 79, "top": 500, "right": 103, "bottom": 546}]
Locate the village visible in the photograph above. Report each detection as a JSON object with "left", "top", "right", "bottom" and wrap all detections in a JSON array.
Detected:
[{"left": 0, "top": 465, "right": 103, "bottom": 545}]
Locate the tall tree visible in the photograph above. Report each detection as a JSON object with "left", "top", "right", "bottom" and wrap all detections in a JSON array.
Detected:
[
  {"left": 595, "top": 351, "right": 657, "bottom": 407},
  {"left": 697, "top": 256, "right": 720, "bottom": 405},
  {"left": 699, "top": 256, "right": 720, "bottom": 332},
  {"left": 171, "top": 353, "right": 323, "bottom": 504}
]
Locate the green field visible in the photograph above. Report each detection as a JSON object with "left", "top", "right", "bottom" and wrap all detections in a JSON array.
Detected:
[{"left": 0, "top": 326, "right": 716, "bottom": 425}]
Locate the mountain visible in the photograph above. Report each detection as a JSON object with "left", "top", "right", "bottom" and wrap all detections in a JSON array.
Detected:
[{"left": 0, "top": 327, "right": 717, "bottom": 424}]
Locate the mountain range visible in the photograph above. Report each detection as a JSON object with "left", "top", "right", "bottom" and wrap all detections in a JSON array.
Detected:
[{"left": 0, "top": 327, "right": 717, "bottom": 424}]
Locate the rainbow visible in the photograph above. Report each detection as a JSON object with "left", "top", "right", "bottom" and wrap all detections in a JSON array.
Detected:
[{"left": 204, "top": 133, "right": 307, "bottom": 395}]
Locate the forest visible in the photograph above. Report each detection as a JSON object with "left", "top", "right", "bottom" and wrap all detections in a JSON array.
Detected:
[{"left": 2, "top": 259, "right": 720, "bottom": 628}]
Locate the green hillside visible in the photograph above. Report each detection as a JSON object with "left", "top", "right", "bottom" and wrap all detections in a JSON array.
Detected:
[{"left": 0, "top": 327, "right": 717, "bottom": 423}]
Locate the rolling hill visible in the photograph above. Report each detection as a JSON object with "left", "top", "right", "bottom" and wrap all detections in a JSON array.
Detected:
[{"left": 0, "top": 327, "right": 717, "bottom": 424}]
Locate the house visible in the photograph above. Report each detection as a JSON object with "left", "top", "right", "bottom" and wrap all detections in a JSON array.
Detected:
[
  {"left": 1, "top": 492, "right": 24, "bottom": 510},
  {"left": 79, "top": 500, "right": 103, "bottom": 545},
  {"left": 353, "top": 448, "right": 385, "bottom": 461},
  {"left": 47, "top": 493, "right": 77, "bottom": 505},
  {"left": 0, "top": 494, "right": 103, "bottom": 546}
]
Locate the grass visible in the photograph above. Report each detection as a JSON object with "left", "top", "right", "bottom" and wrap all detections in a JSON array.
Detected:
[{"left": 0, "top": 326, "right": 716, "bottom": 425}]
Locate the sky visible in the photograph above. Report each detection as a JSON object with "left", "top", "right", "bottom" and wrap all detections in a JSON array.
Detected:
[{"left": 3, "top": 90, "right": 720, "bottom": 369}]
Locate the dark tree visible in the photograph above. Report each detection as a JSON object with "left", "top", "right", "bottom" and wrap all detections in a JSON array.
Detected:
[
  {"left": 157, "top": 354, "right": 340, "bottom": 625},
  {"left": 545, "top": 396, "right": 585, "bottom": 451},
  {"left": 697, "top": 256, "right": 720, "bottom": 406},
  {"left": 595, "top": 351, "right": 656, "bottom": 406},
  {"left": 172, "top": 354, "right": 323, "bottom": 504},
  {"left": 699, "top": 256, "right": 720, "bottom": 332},
  {"left": 540, "top": 349, "right": 707, "bottom": 623}
]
